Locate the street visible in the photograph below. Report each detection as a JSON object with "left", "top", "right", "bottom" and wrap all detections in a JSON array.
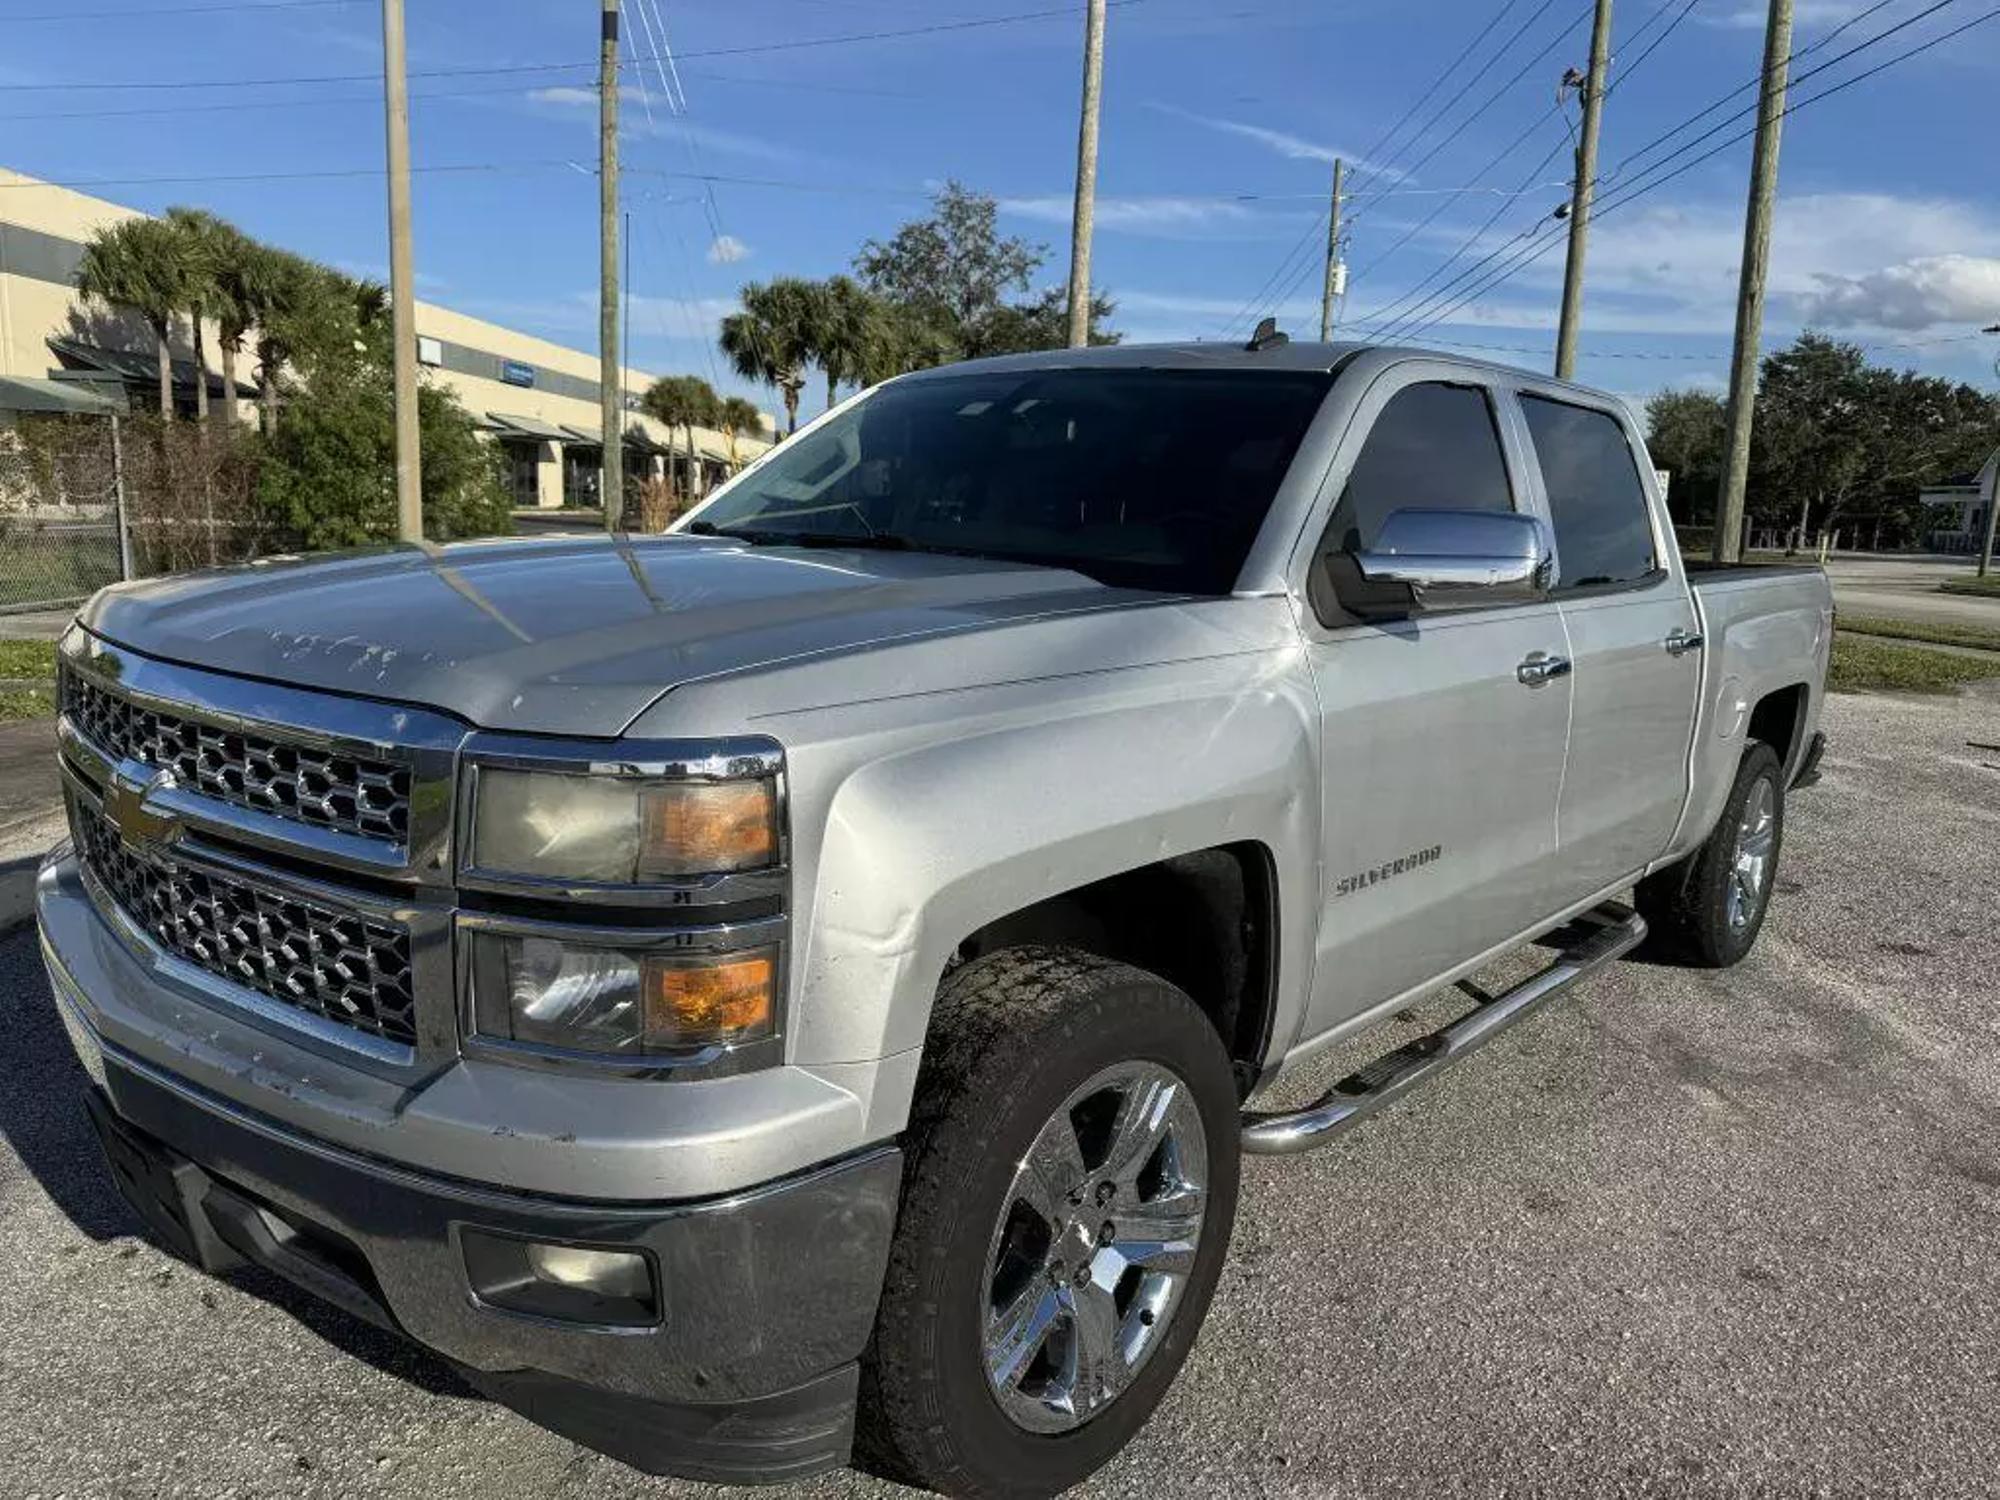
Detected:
[
  {"left": 1823, "top": 554, "right": 2000, "bottom": 630},
  {"left": 3, "top": 682, "right": 1998, "bottom": 1498}
]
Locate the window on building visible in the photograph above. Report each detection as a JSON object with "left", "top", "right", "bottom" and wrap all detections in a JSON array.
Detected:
[
  {"left": 563, "top": 447, "right": 601, "bottom": 508},
  {"left": 1519, "top": 395, "right": 1658, "bottom": 590},
  {"left": 1325, "top": 382, "right": 1514, "bottom": 552},
  {"left": 502, "top": 442, "right": 539, "bottom": 507}
]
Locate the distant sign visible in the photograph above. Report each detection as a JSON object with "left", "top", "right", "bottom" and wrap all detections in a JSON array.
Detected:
[
  {"left": 416, "top": 335, "right": 443, "bottom": 367},
  {"left": 500, "top": 360, "right": 536, "bottom": 388}
]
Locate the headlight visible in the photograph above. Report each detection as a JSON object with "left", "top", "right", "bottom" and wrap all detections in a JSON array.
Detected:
[
  {"left": 470, "top": 932, "right": 777, "bottom": 1056},
  {"left": 470, "top": 768, "right": 778, "bottom": 884}
]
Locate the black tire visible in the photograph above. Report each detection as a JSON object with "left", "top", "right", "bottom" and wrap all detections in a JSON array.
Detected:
[
  {"left": 1635, "top": 740, "right": 1785, "bottom": 968},
  {"left": 857, "top": 946, "right": 1241, "bottom": 1499}
]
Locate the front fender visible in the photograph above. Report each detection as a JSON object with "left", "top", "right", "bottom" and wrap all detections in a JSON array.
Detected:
[{"left": 783, "top": 651, "right": 1322, "bottom": 1070}]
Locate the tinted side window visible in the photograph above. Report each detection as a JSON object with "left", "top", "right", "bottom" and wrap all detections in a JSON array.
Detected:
[
  {"left": 1328, "top": 382, "right": 1513, "bottom": 551},
  {"left": 1519, "top": 395, "right": 1658, "bottom": 590}
]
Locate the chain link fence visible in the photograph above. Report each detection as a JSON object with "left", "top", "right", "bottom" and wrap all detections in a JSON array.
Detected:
[{"left": 1, "top": 413, "right": 273, "bottom": 613}]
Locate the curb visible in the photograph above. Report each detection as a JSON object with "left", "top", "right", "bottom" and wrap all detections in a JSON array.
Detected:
[{"left": 0, "top": 809, "right": 66, "bottom": 941}]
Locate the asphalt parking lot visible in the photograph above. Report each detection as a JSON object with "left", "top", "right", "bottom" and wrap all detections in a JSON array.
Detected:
[{"left": 4, "top": 683, "right": 1998, "bottom": 1500}]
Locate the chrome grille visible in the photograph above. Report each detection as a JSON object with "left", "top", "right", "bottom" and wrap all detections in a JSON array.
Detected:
[
  {"left": 71, "top": 803, "right": 419, "bottom": 1047},
  {"left": 61, "top": 669, "right": 412, "bottom": 844}
]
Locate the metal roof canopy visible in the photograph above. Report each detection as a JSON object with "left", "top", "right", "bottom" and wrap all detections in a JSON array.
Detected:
[
  {"left": 486, "top": 412, "right": 571, "bottom": 442},
  {"left": 47, "top": 335, "right": 256, "bottom": 397},
  {"left": 0, "top": 373, "right": 126, "bottom": 416}
]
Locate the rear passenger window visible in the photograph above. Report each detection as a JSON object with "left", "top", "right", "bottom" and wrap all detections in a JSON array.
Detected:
[
  {"left": 1328, "top": 382, "right": 1514, "bottom": 551},
  {"left": 1519, "top": 395, "right": 1658, "bottom": 590}
]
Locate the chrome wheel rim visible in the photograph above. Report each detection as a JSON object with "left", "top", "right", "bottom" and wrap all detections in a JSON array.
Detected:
[
  {"left": 1728, "top": 776, "right": 1777, "bottom": 933},
  {"left": 980, "top": 1059, "right": 1209, "bottom": 1434}
]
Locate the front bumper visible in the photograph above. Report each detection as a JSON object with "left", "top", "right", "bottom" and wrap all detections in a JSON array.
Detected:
[
  {"left": 71, "top": 1041, "right": 900, "bottom": 1483},
  {"left": 41, "top": 850, "right": 903, "bottom": 1485}
]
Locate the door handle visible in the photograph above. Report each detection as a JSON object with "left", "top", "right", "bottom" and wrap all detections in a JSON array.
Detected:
[
  {"left": 1664, "top": 628, "right": 1705, "bottom": 656},
  {"left": 1516, "top": 652, "right": 1572, "bottom": 687}
]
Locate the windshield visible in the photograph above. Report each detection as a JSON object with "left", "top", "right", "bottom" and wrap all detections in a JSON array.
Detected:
[{"left": 684, "top": 366, "right": 1333, "bottom": 594}]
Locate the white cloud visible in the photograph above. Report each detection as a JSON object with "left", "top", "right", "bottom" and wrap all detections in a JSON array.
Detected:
[
  {"left": 1704, "top": 0, "right": 1880, "bottom": 29},
  {"left": 525, "top": 87, "right": 798, "bottom": 161},
  {"left": 1796, "top": 254, "right": 2000, "bottom": 330},
  {"left": 1146, "top": 103, "right": 1394, "bottom": 175},
  {"left": 1352, "top": 191, "right": 2000, "bottom": 339},
  {"left": 706, "top": 234, "right": 750, "bottom": 265},
  {"left": 999, "top": 194, "right": 1259, "bottom": 234}
]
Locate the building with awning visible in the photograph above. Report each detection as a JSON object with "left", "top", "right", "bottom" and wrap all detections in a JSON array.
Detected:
[
  {"left": 1, "top": 165, "right": 776, "bottom": 515},
  {"left": 0, "top": 373, "right": 126, "bottom": 419}
]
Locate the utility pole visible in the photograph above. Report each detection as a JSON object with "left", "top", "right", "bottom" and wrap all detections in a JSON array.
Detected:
[
  {"left": 599, "top": 0, "right": 623, "bottom": 532},
  {"left": 381, "top": 0, "right": 421, "bottom": 542},
  {"left": 1319, "top": 158, "right": 1346, "bottom": 342},
  {"left": 1712, "top": 0, "right": 1795, "bottom": 564},
  {"left": 1554, "top": 0, "right": 1613, "bottom": 380},
  {"left": 1065, "top": 0, "right": 1106, "bottom": 349}
]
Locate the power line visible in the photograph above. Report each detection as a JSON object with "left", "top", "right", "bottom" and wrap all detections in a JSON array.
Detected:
[
  {"left": 1211, "top": 0, "right": 1539, "bottom": 338},
  {"left": 0, "top": 0, "right": 358, "bottom": 18},
  {"left": 1394, "top": 1, "right": 2000, "bottom": 346},
  {"left": 1228, "top": 0, "right": 1593, "bottom": 338},
  {"left": 0, "top": 0, "right": 1170, "bottom": 92},
  {"left": 1342, "top": 0, "right": 1531, "bottom": 198},
  {"left": 1350, "top": 0, "right": 1699, "bottom": 330},
  {"left": 1371, "top": 0, "right": 1968, "bottom": 343}
]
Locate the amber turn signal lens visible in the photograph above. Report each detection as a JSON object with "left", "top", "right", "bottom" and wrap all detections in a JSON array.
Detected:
[
  {"left": 639, "top": 781, "right": 777, "bottom": 876},
  {"left": 644, "top": 950, "right": 775, "bottom": 1045}
]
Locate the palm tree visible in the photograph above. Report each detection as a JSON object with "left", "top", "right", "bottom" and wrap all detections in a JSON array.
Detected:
[
  {"left": 641, "top": 374, "right": 721, "bottom": 502},
  {"left": 163, "top": 207, "right": 231, "bottom": 425},
  {"left": 74, "top": 217, "right": 193, "bottom": 418},
  {"left": 242, "top": 246, "right": 322, "bottom": 432},
  {"left": 188, "top": 214, "right": 260, "bottom": 432},
  {"left": 807, "top": 276, "right": 875, "bottom": 411},
  {"left": 719, "top": 278, "right": 816, "bottom": 436},
  {"left": 717, "top": 395, "right": 762, "bottom": 468}
]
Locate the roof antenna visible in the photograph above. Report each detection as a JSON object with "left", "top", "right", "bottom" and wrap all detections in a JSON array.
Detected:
[{"left": 1245, "top": 316, "right": 1289, "bottom": 353}]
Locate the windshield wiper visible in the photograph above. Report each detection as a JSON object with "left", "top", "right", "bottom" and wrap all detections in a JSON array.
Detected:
[{"left": 693, "top": 524, "right": 910, "bottom": 550}]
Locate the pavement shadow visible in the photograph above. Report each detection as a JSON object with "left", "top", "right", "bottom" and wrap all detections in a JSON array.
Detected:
[{"left": 0, "top": 930, "right": 476, "bottom": 1403}]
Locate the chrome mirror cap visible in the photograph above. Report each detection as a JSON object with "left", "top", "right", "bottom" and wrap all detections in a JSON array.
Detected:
[{"left": 1351, "top": 509, "right": 1552, "bottom": 609}]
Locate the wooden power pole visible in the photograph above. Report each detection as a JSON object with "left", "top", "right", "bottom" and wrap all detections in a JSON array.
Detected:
[
  {"left": 1554, "top": 0, "right": 1613, "bottom": 380},
  {"left": 1065, "top": 0, "right": 1106, "bottom": 349},
  {"left": 1713, "top": 0, "right": 1795, "bottom": 563},
  {"left": 599, "top": 0, "right": 623, "bottom": 531},
  {"left": 1320, "top": 158, "right": 1346, "bottom": 342},
  {"left": 381, "top": 0, "right": 421, "bottom": 542}
]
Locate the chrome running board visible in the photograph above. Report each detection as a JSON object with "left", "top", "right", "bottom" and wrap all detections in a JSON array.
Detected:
[{"left": 1240, "top": 902, "right": 1647, "bottom": 1156}]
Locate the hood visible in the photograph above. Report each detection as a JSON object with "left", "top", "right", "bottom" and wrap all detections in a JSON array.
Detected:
[{"left": 79, "top": 535, "right": 1161, "bottom": 735}]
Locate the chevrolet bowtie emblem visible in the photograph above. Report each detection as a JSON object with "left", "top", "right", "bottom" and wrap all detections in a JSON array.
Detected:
[{"left": 103, "top": 765, "right": 182, "bottom": 849}]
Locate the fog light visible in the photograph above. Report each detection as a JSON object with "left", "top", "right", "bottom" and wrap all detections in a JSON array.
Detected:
[
  {"left": 461, "top": 1228, "right": 660, "bottom": 1327},
  {"left": 525, "top": 1241, "right": 651, "bottom": 1300}
]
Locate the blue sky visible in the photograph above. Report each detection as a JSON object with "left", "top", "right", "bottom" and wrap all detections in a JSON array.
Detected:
[{"left": 2, "top": 0, "right": 1996, "bottom": 411}]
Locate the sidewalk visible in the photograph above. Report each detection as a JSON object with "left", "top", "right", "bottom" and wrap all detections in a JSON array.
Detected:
[{"left": 0, "top": 717, "right": 62, "bottom": 936}]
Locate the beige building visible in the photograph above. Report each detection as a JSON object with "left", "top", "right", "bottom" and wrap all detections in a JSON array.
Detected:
[{"left": 0, "top": 166, "right": 771, "bottom": 510}]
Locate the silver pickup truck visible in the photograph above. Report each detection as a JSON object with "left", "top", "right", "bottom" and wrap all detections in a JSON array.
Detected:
[{"left": 38, "top": 340, "right": 1830, "bottom": 1497}]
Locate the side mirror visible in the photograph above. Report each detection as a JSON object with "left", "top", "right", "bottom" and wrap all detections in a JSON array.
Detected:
[{"left": 1344, "top": 509, "right": 1552, "bottom": 614}]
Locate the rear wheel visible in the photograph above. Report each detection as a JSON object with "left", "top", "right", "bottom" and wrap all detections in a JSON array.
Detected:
[
  {"left": 858, "top": 947, "right": 1240, "bottom": 1498},
  {"left": 1636, "top": 741, "right": 1785, "bottom": 967}
]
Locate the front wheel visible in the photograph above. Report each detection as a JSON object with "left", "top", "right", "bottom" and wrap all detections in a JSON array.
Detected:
[
  {"left": 1636, "top": 740, "right": 1785, "bottom": 967},
  {"left": 857, "top": 947, "right": 1241, "bottom": 1498}
]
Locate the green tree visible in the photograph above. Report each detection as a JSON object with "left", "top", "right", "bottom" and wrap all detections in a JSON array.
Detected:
[
  {"left": 74, "top": 217, "right": 193, "bottom": 418},
  {"left": 255, "top": 358, "right": 509, "bottom": 549},
  {"left": 716, "top": 394, "right": 763, "bottom": 467},
  {"left": 805, "top": 275, "right": 877, "bottom": 410},
  {"left": 241, "top": 246, "right": 332, "bottom": 431},
  {"left": 640, "top": 373, "right": 721, "bottom": 499},
  {"left": 719, "top": 278, "right": 817, "bottom": 435},
  {"left": 163, "top": 206, "right": 237, "bottom": 425},
  {"left": 854, "top": 181, "right": 1118, "bottom": 363},
  {"left": 178, "top": 212, "right": 262, "bottom": 432},
  {"left": 1645, "top": 388, "right": 1727, "bottom": 524}
]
